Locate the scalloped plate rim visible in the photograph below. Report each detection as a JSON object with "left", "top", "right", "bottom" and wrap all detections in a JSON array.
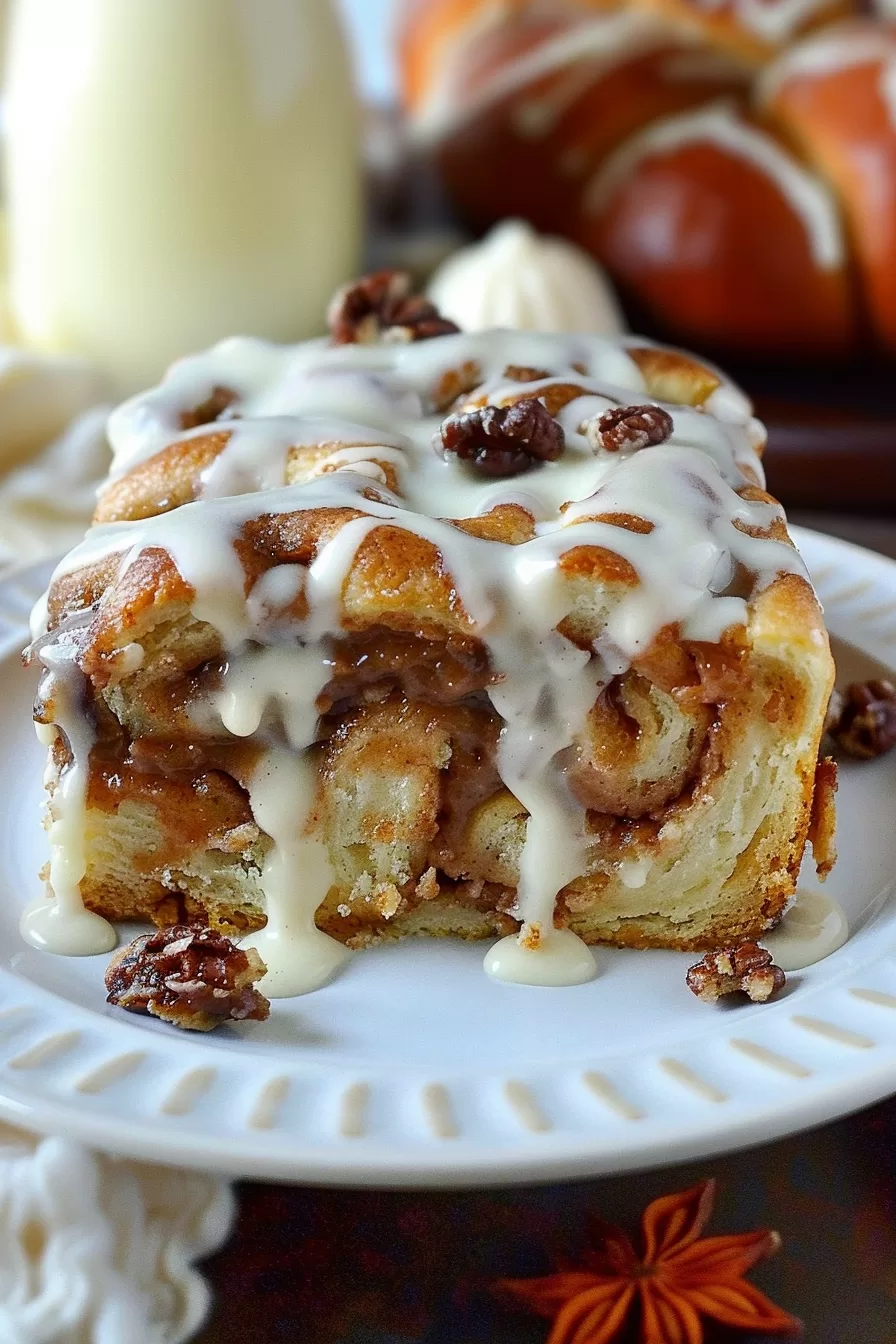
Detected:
[{"left": 0, "top": 526, "right": 893, "bottom": 1187}]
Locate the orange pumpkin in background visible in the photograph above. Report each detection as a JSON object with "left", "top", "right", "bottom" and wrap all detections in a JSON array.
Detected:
[
  {"left": 579, "top": 104, "right": 856, "bottom": 356},
  {"left": 758, "top": 20, "right": 896, "bottom": 352},
  {"left": 397, "top": 1, "right": 896, "bottom": 359}
]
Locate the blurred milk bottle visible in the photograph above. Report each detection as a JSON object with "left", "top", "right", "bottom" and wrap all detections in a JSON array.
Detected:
[{"left": 3, "top": 0, "right": 362, "bottom": 396}]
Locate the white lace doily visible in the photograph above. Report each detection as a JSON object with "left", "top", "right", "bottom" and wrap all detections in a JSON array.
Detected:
[{"left": 0, "top": 1124, "right": 235, "bottom": 1344}]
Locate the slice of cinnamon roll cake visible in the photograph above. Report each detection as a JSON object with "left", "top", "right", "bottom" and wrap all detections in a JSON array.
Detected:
[{"left": 25, "top": 273, "right": 835, "bottom": 994}]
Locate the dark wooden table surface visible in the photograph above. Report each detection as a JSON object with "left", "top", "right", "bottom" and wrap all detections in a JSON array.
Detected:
[
  {"left": 198, "top": 1096, "right": 895, "bottom": 1343},
  {"left": 197, "top": 517, "right": 896, "bottom": 1344}
]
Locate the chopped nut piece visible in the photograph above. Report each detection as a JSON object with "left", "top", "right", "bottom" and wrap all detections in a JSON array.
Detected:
[
  {"left": 827, "top": 679, "right": 896, "bottom": 759},
  {"left": 585, "top": 403, "right": 674, "bottom": 453},
  {"left": 686, "top": 942, "right": 786, "bottom": 1004},
  {"left": 105, "top": 925, "right": 270, "bottom": 1032},
  {"left": 416, "top": 866, "right": 440, "bottom": 902},
  {"left": 179, "top": 385, "right": 238, "bottom": 431},
  {"left": 328, "top": 270, "right": 459, "bottom": 345},
  {"left": 437, "top": 400, "right": 565, "bottom": 478},
  {"left": 520, "top": 921, "right": 542, "bottom": 951}
]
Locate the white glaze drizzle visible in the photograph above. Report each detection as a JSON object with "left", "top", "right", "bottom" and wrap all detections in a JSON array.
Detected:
[
  {"left": 239, "top": 747, "right": 350, "bottom": 997},
  {"left": 585, "top": 102, "right": 845, "bottom": 271},
  {"left": 410, "top": 11, "right": 721, "bottom": 144},
  {"left": 721, "top": 0, "right": 836, "bottom": 43},
  {"left": 763, "top": 887, "right": 848, "bottom": 971},
  {"left": 484, "top": 577, "right": 604, "bottom": 984},
  {"left": 882, "top": 60, "right": 896, "bottom": 134},
  {"left": 218, "top": 645, "right": 326, "bottom": 749},
  {"left": 215, "top": 625, "right": 350, "bottom": 996},
  {"left": 756, "top": 21, "right": 896, "bottom": 133},
  {"left": 21, "top": 643, "right": 116, "bottom": 956},
  {"left": 414, "top": 0, "right": 834, "bottom": 147},
  {"left": 32, "top": 324, "right": 807, "bottom": 991}
]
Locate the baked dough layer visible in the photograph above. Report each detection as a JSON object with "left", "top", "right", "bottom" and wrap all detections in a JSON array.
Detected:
[{"left": 31, "top": 321, "right": 835, "bottom": 969}]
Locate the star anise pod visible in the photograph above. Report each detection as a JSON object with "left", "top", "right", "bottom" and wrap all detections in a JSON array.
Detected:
[{"left": 497, "top": 1179, "right": 800, "bottom": 1344}]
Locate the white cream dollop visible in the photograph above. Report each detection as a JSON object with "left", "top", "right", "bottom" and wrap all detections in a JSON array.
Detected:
[{"left": 427, "top": 220, "right": 625, "bottom": 335}]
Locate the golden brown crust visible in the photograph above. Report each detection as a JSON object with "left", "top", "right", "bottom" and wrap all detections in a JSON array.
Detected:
[
  {"left": 94, "top": 432, "right": 407, "bottom": 525},
  {"left": 96, "top": 432, "right": 230, "bottom": 523},
  {"left": 809, "top": 755, "right": 838, "bottom": 878},
  {"left": 625, "top": 347, "right": 722, "bottom": 406}
]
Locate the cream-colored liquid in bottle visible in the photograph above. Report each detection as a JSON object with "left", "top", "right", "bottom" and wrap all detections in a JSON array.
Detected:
[{"left": 3, "top": 0, "right": 363, "bottom": 396}]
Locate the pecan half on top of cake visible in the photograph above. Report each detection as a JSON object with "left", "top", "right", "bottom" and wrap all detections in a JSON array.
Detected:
[{"left": 25, "top": 276, "right": 835, "bottom": 997}]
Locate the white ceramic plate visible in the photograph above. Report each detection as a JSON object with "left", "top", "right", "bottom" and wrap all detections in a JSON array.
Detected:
[{"left": 0, "top": 528, "right": 895, "bottom": 1186}]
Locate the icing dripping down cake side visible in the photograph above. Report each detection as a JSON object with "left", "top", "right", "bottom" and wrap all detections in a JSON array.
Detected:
[{"left": 25, "top": 287, "right": 836, "bottom": 992}]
